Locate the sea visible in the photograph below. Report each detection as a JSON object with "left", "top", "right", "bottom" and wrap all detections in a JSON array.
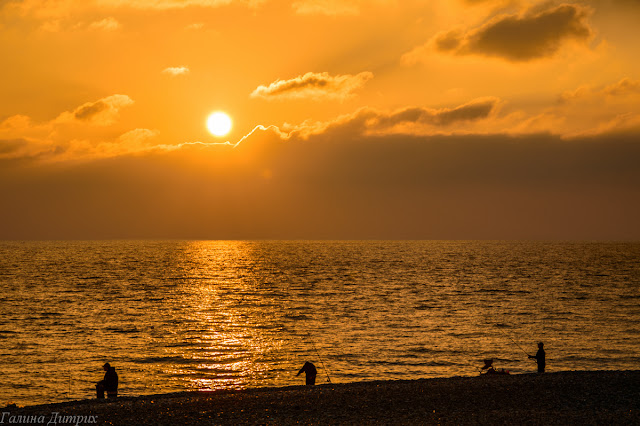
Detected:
[{"left": 0, "top": 241, "right": 638, "bottom": 407}]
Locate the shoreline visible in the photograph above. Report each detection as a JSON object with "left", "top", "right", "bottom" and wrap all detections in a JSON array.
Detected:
[{"left": 5, "top": 370, "right": 639, "bottom": 425}]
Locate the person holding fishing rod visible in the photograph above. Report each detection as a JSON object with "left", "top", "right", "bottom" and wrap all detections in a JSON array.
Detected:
[
  {"left": 297, "top": 333, "right": 332, "bottom": 386},
  {"left": 528, "top": 342, "right": 546, "bottom": 373},
  {"left": 496, "top": 326, "right": 545, "bottom": 373}
]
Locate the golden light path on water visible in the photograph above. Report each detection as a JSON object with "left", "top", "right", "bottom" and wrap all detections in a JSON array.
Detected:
[{"left": 162, "top": 242, "right": 288, "bottom": 391}]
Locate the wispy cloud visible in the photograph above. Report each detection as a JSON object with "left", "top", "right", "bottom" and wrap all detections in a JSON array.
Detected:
[
  {"left": 95, "top": 0, "right": 262, "bottom": 10},
  {"left": 162, "top": 66, "right": 190, "bottom": 76},
  {"left": 55, "top": 94, "right": 134, "bottom": 126},
  {"left": 88, "top": 17, "right": 121, "bottom": 31},
  {"left": 3, "top": 0, "right": 262, "bottom": 18},
  {"left": 292, "top": 0, "right": 360, "bottom": 16},
  {"left": 251, "top": 71, "right": 373, "bottom": 101},
  {"left": 560, "top": 78, "right": 640, "bottom": 103},
  {"left": 185, "top": 22, "right": 205, "bottom": 30}
]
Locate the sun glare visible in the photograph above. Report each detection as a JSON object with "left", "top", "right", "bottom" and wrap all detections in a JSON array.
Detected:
[{"left": 206, "top": 112, "right": 232, "bottom": 137}]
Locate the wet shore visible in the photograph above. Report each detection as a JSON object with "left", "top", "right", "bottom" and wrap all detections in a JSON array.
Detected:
[{"left": 5, "top": 370, "right": 639, "bottom": 425}]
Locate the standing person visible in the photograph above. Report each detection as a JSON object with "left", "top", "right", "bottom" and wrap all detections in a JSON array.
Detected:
[
  {"left": 296, "top": 361, "right": 317, "bottom": 386},
  {"left": 528, "top": 342, "right": 546, "bottom": 373},
  {"left": 96, "top": 362, "right": 119, "bottom": 398}
]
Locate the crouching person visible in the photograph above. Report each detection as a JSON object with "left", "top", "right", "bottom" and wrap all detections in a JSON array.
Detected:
[{"left": 96, "top": 362, "right": 118, "bottom": 398}]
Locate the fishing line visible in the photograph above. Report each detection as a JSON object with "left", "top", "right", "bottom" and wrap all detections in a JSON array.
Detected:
[
  {"left": 496, "top": 325, "right": 534, "bottom": 360},
  {"left": 308, "top": 333, "right": 332, "bottom": 383}
]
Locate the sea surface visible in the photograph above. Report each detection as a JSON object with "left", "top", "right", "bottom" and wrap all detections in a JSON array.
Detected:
[{"left": 0, "top": 241, "right": 638, "bottom": 406}]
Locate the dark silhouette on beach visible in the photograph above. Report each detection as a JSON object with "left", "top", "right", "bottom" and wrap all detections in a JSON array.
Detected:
[
  {"left": 96, "top": 363, "right": 118, "bottom": 398},
  {"left": 480, "top": 358, "right": 509, "bottom": 375},
  {"left": 528, "top": 342, "right": 546, "bottom": 373},
  {"left": 296, "top": 361, "right": 317, "bottom": 385}
]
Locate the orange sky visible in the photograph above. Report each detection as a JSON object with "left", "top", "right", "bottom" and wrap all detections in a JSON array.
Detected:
[{"left": 1, "top": 0, "right": 639, "bottom": 239}]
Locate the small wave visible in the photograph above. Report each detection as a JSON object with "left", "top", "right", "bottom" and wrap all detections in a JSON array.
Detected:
[
  {"left": 105, "top": 326, "right": 140, "bottom": 334},
  {"left": 414, "top": 304, "right": 436, "bottom": 310},
  {"left": 34, "top": 312, "right": 64, "bottom": 318},
  {"left": 408, "top": 347, "right": 453, "bottom": 355},
  {"left": 366, "top": 359, "right": 455, "bottom": 367},
  {"left": 284, "top": 314, "right": 309, "bottom": 320},
  {"left": 130, "top": 356, "right": 187, "bottom": 364},
  {"left": 619, "top": 294, "right": 640, "bottom": 300}
]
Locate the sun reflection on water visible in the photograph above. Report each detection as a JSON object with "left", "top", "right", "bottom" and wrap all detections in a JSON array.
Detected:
[{"left": 161, "top": 241, "right": 288, "bottom": 391}]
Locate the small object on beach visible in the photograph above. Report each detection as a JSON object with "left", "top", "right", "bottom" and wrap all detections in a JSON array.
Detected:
[
  {"left": 480, "top": 359, "right": 509, "bottom": 375},
  {"left": 296, "top": 361, "right": 317, "bottom": 386},
  {"left": 96, "top": 362, "right": 119, "bottom": 398}
]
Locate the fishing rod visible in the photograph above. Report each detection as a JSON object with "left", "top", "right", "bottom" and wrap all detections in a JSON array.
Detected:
[
  {"left": 308, "top": 333, "right": 332, "bottom": 383},
  {"left": 495, "top": 325, "right": 534, "bottom": 360}
]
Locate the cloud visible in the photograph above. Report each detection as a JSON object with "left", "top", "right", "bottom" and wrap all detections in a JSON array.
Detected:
[
  {"left": 604, "top": 78, "right": 640, "bottom": 97},
  {"left": 0, "top": 95, "right": 146, "bottom": 163},
  {"left": 559, "top": 77, "right": 640, "bottom": 103},
  {"left": 162, "top": 66, "right": 190, "bottom": 76},
  {"left": 185, "top": 22, "right": 204, "bottom": 30},
  {"left": 6, "top": 124, "right": 639, "bottom": 240},
  {"left": 510, "top": 77, "right": 640, "bottom": 137},
  {"left": 282, "top": 97, "right": 501, "bottom": 139},
  {"left": 292, "top": 0, "right": 360, "bottom": 15},
  {"left": 407, "top": 3, "right": 593, "bottom": 63},
  {"left": 87, "top": 17, "right": 120, "bottom": 31},
  {"left": 0, "top": 138, "right": 33, "bottom": 158},
  {"left": 95, "top": 0, "right": 262, "bottom": 10},
  {"left": 251, "top": 71, "right": 373, "bottom": 101},
  {"left": 0, "top": 114, "right": 32, "bottom": 131},
  {"left": 117, "top": 128, "right": 159, "bottom": 147},
  {"left": 55, "top": 94, "right": 134, "bottom": 126},
  {"left": 2, "top": 0, "right": 262, "bottom": 18}
]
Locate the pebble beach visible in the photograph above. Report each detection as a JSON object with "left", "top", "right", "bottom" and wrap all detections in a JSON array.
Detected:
[{"left": 4, "top": 370, "right": 639, "bottom": 425}]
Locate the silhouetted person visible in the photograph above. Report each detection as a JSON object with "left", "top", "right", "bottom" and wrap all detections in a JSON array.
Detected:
[
  {"left": 528, "top": 342, "right": 546, "bottom": 373},
  {"left": 296, "top": 361, "right": 317, "bottom": 386},
  {"left": 96, "top": 362, "right": 118, "bottom": 398}
]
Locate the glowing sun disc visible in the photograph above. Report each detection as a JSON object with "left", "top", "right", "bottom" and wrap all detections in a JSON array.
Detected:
[{"left": 206, "top": 112, "right": 232, "bottom": 137}]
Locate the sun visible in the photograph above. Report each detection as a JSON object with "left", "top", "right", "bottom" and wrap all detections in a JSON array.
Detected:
[{"left": 206, "top": 111, "right": 232, "bottom": 137}]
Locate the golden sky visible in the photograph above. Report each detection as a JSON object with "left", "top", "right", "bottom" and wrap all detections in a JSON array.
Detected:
[{"left": 1, "top": 0, "right": 639, "bottom": 239}]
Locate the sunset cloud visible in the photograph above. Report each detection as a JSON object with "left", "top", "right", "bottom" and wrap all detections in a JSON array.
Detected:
[
  {"left": 292, "top": 0, "right": 360, "bottom": 15},
  {"left": 604, "top": 78, "right": 640, "bottom": 97},
  {"left": 185, "top": 22, "right": 205, "bottom": 30},
  {"left": 55, "top": 95, "right": 134, "bottom": 126},
  {"left": 117, "top": 128, "right": 159, "bottom": 147},
  {"left": 162, "top": 66, "right": 190, "bottom": 76},
  {"left": 560, "top": 78, "right": 640, "bottom": 103},
  {"left": 284, "top": 97, "right": 501, "bottom": 139},
  {"left": 96, "top": 0, "right": 262, "bottom": 9},
  {"left": 87, "top": 17, "right": 120, "bottom": 31},
  {"left": 251, "top": 71, "right": 373, "bottom": 101},
  {"left": 2, "top": 0, "right": 261, "bottom": 18},
  {"left": 407, "top": 3, "right": 593, "bottom": 62}
]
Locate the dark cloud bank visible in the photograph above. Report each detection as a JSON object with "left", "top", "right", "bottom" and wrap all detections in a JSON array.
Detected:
[{"left": 1, "top": 131, "right": 639, "bottom": 240}]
